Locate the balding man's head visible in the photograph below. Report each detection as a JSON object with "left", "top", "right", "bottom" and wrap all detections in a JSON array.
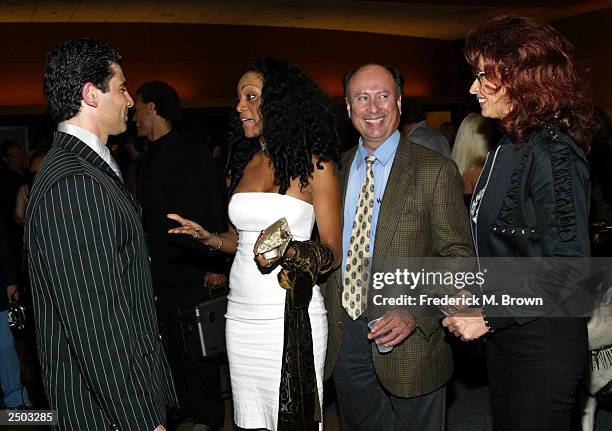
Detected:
[
  {"left": 343, "top": 64, "right": 404, "bottom": 100},
  {"left": 344, "top": 64, "right": 403, "bottom": 151}
]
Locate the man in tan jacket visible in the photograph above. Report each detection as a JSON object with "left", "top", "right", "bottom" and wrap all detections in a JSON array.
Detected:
[{"left": 324, "top": 64, "right": 473, "bottom": 430}]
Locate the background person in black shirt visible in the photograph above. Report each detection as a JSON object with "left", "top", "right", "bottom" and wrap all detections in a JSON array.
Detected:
[{"left": 134, "top": 81, "right": 227, "bottom": 431}]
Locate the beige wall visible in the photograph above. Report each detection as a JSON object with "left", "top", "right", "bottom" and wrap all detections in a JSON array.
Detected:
[{"left": 0, "top": 23, "right": 463, "bottom": 108}]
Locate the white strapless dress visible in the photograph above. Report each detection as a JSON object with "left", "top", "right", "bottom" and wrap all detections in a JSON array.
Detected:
[{"left": 226, "top": 192, "right": 327, "bottom": 430}]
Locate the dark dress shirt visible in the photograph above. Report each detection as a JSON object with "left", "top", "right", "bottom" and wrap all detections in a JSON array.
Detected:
[{"left": 137, "top": 130, "right": 227, "bottom": 302}]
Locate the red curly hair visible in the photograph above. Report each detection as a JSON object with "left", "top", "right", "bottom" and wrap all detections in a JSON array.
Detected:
[{"left": 464, "top": 15, "right": 595, "bottom": 151}]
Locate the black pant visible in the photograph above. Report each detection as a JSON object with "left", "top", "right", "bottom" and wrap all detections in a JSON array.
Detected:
[
  {"left": 332, "top": 314, "right": 445, "bottom": 431},
  {"left": 486, "top": 317, "right": 587, "bottom": 431},
  {"left": 158, "top": 296, "right": 224, "bottom": 427}
]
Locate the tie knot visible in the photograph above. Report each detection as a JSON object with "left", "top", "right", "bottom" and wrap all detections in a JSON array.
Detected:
[{"left": 365, "top": 155, "right": 376, "bottom": 165}]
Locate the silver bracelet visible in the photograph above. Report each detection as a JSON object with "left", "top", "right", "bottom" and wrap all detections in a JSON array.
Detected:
[
  {"left": 482, "top": 308, "right": 495, "bottom": 334},
  {"left": 209, "top": 234, "right": 223, "bottom": 251}
]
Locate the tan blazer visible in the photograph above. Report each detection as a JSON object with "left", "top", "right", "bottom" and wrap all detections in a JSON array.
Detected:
[{"left": 323, "top": 134, "right": 474, "bottom": 398}]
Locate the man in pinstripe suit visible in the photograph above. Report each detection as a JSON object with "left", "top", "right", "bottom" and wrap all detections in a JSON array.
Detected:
[
  {"left": 324, "top": 64, "right": 473, "bottom": 430},
  {"left": 25, "top": 39, "right": 177, "bottom": 431}
]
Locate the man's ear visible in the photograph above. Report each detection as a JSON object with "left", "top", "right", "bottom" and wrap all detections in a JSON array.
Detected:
[
  {"left": 396, "top": 95, "right": 402, "bottom": 115},
  {"left": 147, "top": 102, "right": 156, "bottom": 116},
  {"left": 345, "top": 97, "right": 351, "bottom": 119},
  {"left": 82, "top": 82, "right": 98, "bottom": 108}
]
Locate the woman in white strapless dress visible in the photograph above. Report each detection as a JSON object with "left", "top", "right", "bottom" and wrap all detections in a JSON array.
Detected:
[{"left": 168, "top": 58, "right": 342, "bottom": 431}]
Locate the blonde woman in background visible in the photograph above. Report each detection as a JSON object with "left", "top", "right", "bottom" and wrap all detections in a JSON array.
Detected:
[{"left": 451, "top": 113, "right": 492, "bottom": 205}]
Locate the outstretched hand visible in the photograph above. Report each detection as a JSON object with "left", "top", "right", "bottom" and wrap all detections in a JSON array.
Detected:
[{"left": 167, "top": 213, "right": 211, "bottom": 243}]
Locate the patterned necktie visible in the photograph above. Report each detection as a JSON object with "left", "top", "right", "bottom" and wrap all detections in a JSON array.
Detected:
[{"left": 343, "top": 154, "right": 376, "bottom": 320}]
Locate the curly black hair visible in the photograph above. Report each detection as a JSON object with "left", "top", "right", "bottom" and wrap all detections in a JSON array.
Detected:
[
  {"left": 44, "top": 38, "right": 123, "bottom": 123},
  {"left": 226, "top": 58, "right": 341, "bottom": 195}
]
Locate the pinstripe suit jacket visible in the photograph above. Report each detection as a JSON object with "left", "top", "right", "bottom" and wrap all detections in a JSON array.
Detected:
[
  {"left": 25, "top": 132, "right": 177, "bottom": 431},
  {"left": 323, "top": 134, "right": 474, "bottom": 398}
]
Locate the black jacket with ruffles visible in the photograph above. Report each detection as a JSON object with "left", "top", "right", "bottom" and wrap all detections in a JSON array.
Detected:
[{"left": 469, "top": 125, "right": 591, "bottom": 331}]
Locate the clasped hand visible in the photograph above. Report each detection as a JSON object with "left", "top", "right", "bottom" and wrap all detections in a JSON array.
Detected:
[{"left": 442, "top": 308, "right": 489, "bottom": 341}]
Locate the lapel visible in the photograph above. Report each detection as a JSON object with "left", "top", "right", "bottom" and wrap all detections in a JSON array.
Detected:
[
  {"left": 373, "top": 134, "right": 415, "bottom": 258},
  {"left": 339, "top": 135, "right": 415, "bottom": 259},
  {"left": 53, "top": 131, "right": 140, "bottom": 213}
]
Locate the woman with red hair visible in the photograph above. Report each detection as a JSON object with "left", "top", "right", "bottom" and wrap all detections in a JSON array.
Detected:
[{"left": 443, "top": 15, "right": 595, "bottom": 430}]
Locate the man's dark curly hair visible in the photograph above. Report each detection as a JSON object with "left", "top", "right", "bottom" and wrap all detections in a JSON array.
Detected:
[
  {"left": 226, "top": 58, "right": 341, "bottom": 195},
  {"left": 44, "top": 38, "right": 123, "bottom": 123},
  {"left": 136, "top": 81, "right": 182, "bottom": 122}
]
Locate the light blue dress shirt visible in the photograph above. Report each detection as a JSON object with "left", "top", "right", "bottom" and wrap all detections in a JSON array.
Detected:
[{"left": 342, "top": 130, "right": 400, "bottom": 278}]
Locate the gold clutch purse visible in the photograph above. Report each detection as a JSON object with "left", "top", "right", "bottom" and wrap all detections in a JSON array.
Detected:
[{"left": 254, "top": 217, "right": 293, "bottom": 260}]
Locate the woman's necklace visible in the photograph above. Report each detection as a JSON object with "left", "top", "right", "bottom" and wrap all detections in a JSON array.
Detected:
[
  {"left": 259, "top": 139, "right": 267, "bottom": 152},
  {"left": 470, "top": 145, "right": 500, "bottom": 224}
]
